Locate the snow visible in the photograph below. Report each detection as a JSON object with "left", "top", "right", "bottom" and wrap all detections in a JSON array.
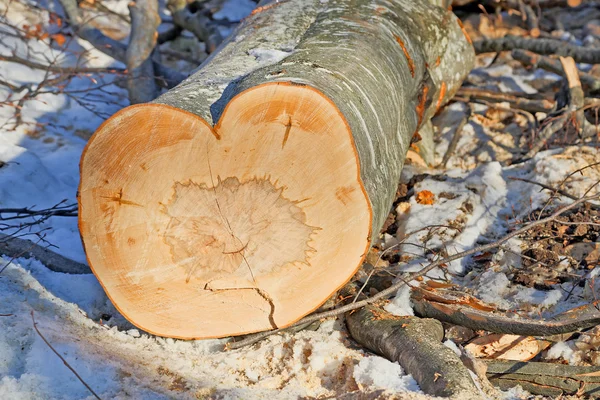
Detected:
[
  {"left": 475, "top": 271, "right": 512, "bottom": 309},
  {"left": 213, "top": 0, "right": 256, "bottom": 21},
  {"left": 384, "top": 285, "right": 414, "bottom": 316},
  {"left": 2, "top": 1, "right": 600, "bottom": 398},
  {"left": 353, "top": 356, "right": 421, "bottom": 393},
  {"left": 248, "top": 48, "right": 292, "bottom": 64}
]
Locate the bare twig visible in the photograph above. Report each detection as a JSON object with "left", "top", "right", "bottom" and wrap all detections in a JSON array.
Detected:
[
  {"left": 0, "top": 54, "right": 125, "bottom": 75},
  {"left": 441, "top": 106, "right": 471, "bottom": 167},
  {"left": 30, "top": 311, "right": 102, "bottom": 400},
  {"left": 457, "top": 87, "right": 554, "bottom": 113},
  {"left": 509, "top": 176, "right": 579, "bottom": 200},
  {"left": 474, "top": 35, "right": 600, "bottom": 64}
]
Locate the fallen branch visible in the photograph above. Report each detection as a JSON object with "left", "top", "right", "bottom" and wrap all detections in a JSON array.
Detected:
[
  {"left": 0, "top": 233, "right": 90, "bottom": 274},
  {"left": 227, "top": 193, "right": 600, "bottom": 349},
  {"left": 412, "top": 287, "right": 600, "bottom": 336},
  {"left": 486, "top": 360, "right": 600, "bottom": 398},
  {"left": 126, "top": 0, "right": 160, "bottom": 104},
  {"left": 456, "top": 87, "right": 555, "bottom": 113},
  {"left": 474, "top": 35, "right": 600, "bottom": 64},
  {"left": 168, "top": 0, "right": 222, "bottom": 53},
  {"left": 31, "top": 311, "right": 102, "bottom": 400},
  {"left": 524, "top": 56, "right": 599, "bottom": 158},
  {"left": 512, "top": 49, "right": 600, "bottom": 93},
  {"left": 346, "top": 305, "right": 482, "bottom": 399},
  {"left": 57, "top": 0, "right": 185, "bottom": 88}
]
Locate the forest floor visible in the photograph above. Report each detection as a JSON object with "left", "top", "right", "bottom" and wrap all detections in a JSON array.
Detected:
[{"left": 1, "top": 0, "right": 599, "bottom": 399}]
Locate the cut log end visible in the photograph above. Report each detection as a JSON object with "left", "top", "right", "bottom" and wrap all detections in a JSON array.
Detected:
[{"left": 79, "top": 82, "right": 372, "bottom": 339}]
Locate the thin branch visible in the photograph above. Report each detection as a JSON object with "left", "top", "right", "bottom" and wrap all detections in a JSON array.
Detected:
[
  {"left": 0, "top": 54, "right": 125, "bottom": 75},
  {"left": 30, "top": 311, "right": 102, "bottom": 400},
  {"left": 509, "top": 176, "right": 578, "bottom": 200},
  {"left": 474, "top": 35, "right": 600, "bottom": 64}
]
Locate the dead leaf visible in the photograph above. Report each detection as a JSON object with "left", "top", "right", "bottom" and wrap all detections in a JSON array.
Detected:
[
  {"left": 416, "top": 190, "right": 435, "bottom": 205},
  {"left": 52, "top": 33, "right": 66, "bottom": 46}
]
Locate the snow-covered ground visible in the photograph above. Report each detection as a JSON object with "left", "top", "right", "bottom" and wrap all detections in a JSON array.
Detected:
[{"left": 1, "top": 0, "right": 600, "bottom": 399}]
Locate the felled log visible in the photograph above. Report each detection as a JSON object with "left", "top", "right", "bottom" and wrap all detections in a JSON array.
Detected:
[{"left": 78, "top": 0, "right": 474, "bottom": 339}]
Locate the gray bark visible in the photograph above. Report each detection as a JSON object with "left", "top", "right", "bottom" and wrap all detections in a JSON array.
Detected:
[
  {"left": 126, "top": 0, "right": 160, "bottom": 104},
  {"left": 346, "top": 306, "right": 481, "bottom": 398},
  {"left": 168, "top": 0, "right": 223, "bottom": 53},
  {"left": 486, "top": 360, "right": 600, "bottom": 398},
  {"left": 154, "top": 0, "right": 474, "bottom": 239},
  {"left": 57, "top": 0, "right": 186, "bottom": 88},
  {"left": 0, "top": 233, "right": 90, "bottom": 274}
]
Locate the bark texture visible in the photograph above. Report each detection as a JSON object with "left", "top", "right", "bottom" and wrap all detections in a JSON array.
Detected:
[
  {"left": 126, "top": 0, "right": 160, "bottom": 104},
  {"left": 346, "top": 306, "right": 480, "bottom": 398},
  {"left": 155, "top": 0, "right": 474, "bottom": 236},
  {"left": 79, "top": 0, "right": 474, "bottom": 338},
  {"left": 486, "top": 360, "right": 600, "bottom": 398},
  {"left": 0, "top": 233, "right": 90, "bottom": 274},
  {"left": 412, "top": 288, "right": 600, "bottom": 336}
]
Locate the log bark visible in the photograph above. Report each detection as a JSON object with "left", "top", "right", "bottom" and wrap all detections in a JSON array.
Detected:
[
  {"left": 412, "top": 287, "right": 600, "bottom": 336},
  {"left": 78, "top": 0, "right": 474, "bottom": 339},
  {"left": 346, "top": 305, "right": 481, "bottom": 398},
  {"left": 0, "top": 233, "right": 90, "bottom": 274},
  {"left": 486, "top": 360, "right": 600, "bottom": 398}
]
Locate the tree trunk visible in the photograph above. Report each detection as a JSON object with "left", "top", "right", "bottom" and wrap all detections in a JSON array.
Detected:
[{"left": 78, "top": 0, "right": 474, "bottom": 339}]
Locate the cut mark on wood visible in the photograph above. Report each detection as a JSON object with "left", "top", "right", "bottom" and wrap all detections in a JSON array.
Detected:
[
  {"left": 101, "top": 189, "right": 143, "bottom": 207},
  {"left": 394, "top": 35, "right": 415, "bottom": 78},
  {"left": 162, "top": 177, "right": 318, "bottom": 284},
  {"left": 204, "top": 285, "right": 277, "bottom": 329},
  {"left": 282, "top": 116, "right": 292, "bottom": 149}
]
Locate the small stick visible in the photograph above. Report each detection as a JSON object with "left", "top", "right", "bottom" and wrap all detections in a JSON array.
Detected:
[
  {"left": 509, "top": 176, "right": 579, "bottom": 200},
  {"left": 457, "top": 87, "right": 554, "bottom": 113},
  {"left": 474, "top": 35, "right": 600, "bottom": 64},
  {"left": 512, "top": 50, "right": 600, "bottom": 92},
  {"left": 440, "top": 107, "right": 471, "bottom": 167},
  {"left": 30, "top": 311, "right": 102, "bottom": 400}
]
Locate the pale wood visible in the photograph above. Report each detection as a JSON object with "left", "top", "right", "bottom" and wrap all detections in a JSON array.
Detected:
[{"left": 79, "top": 0, "right": 474, "bottom": 339}]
